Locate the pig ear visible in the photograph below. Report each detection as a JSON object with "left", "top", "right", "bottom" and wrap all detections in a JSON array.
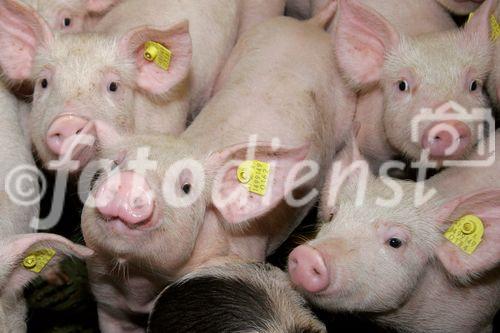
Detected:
[
  {"left": 86, "top": 0, "right": 119, "bottom": 13},
  {"left": 332, "top": 0, "right": 399, "bottom": 88},
  {"left": 0, "top": 233, "right": 93, "bottom": 293},
  {"left": 0, "top": 0, "right": 53, "bottom": 81},
  {"left": 210, "top": 143, "right": 309, "bottom": 225},
  {"left": 463, "top": 0, "right": 497, "bottom": 43},
  {"left": 435, "top": 189, "right": 500, "bottom": 279},
  {"left": 119, "top": 21, "right": 192, "bottom": 97}
]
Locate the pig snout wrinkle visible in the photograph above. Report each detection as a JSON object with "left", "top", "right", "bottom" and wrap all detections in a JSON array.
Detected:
[
  {"left": 95, "top": 171, "right": 155, "bottom": 227},
  {"left": 288, "top": 245, "right": 330, "bottom": 293}
]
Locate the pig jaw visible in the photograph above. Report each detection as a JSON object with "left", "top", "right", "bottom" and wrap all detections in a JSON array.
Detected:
[{"left": 381, "top": 31, "right": 492, "bottom": 163}]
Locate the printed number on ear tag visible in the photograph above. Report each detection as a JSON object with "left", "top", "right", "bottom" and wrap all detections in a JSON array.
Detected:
[
  {"left": 443, "top": 215, "right": 484, "bottom": 255},
  {"left": 237, "top": 160, "right": 270, "bottom": 196},
  {"left": 144, "top": 41, "right": 172, "bottom": 71},
  {"left": 22, "top": 248, "right": 56, "bottom": 273}
]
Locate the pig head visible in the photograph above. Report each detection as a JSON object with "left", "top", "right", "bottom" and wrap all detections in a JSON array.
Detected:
[
  {"left": 288, "top": 138, "right": 500, "bottom": 333},
  {"left": 332, "top": 0, "right": 495, "bottom": 168},
  {"left": 0, "top": 0, "right": 193, "bottom": 173}
]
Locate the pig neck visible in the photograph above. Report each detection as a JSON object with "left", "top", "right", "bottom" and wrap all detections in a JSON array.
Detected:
[
  {"left": 174, "top": 209, "right": 269, "bottom": 278},
  {"left": 133, "top": 88, "right": 189, "bottom": 136},
  {"left": 376, "top": 262, "right": 500, "bottom": 333}
]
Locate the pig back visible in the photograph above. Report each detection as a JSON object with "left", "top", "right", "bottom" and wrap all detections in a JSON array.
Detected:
[{"left": 184, "top": 16, "right": 354, "bottom": 166}]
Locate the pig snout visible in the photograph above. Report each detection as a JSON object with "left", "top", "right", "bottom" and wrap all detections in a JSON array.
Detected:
[
  {"left": 95, "top": 171, "right": 156, "bottom": 228},
  {"left": 288, "top": 245, "right": 330, "bottom": 293},
  {"left": 420, "top": 120, "right": 471, "bottom": 159},
  {"left": 47, "top": 115, "right": 92, "bottom": 155}
]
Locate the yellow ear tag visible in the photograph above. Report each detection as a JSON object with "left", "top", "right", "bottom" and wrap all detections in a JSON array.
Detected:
[
  {"left": 22, "top": 248, "right": 56, "bottom": 273},
  {"left": 443, "top": 215, "right": 484, "bottom": 255},
  {"left": 467, "top": 13, "right": 500, "bottom": 41},
  {"left": 144, "top": 41, "right": 172, "bottom": 71},
  {"left": 237, "top": 160, "right": 270, "bottom": 196}
]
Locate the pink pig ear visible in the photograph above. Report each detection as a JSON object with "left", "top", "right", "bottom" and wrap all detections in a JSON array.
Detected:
[
  {"left": 210, "top": 143, "right": 309, "bottom": 225},
  {"left": 86, "top": 0, "right": 119, "bottom": 13},
  {"left": 435, "top": 189, "right": 500, "bottom": 279},
  {"left": 463, "top": 0, "right": 497, "bottom": 43},
  {"left": 0, "top": 0, "right": 53, "bottom": 81},
  {"left": 119, "top": 21, "right": 192, "bottom": 98},
  {"left": 0, "top": 233, "right": 93, "bottom": 293},
  {"left": 332, "top": 0, "right": 399, "bottom": 88}
]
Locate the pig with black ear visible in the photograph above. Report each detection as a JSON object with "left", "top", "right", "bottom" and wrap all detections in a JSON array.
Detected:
[
  {"left": 148, "top": 263, "right": 326, "bottom": 333},
  {"left": 288, "top": 133, "right": 500, "bottom": 333},
  {"left": 0, "top": 0, "right": 285, "bottom": 175},
  {"left": 20, "top": 0, "right": 121, "bottom": 33},
  {"left": 0, "top": 234, "right": 93, "bottom": 333},
  {"left": 81, "top": 3, "right": 355, "bottom": 332},
  {"left": 331, "top": 0, "right": 495, "bottom": 170}
]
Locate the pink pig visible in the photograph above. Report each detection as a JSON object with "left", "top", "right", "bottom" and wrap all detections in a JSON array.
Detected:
[
  {"left": 80, "top": 3, "right": 355, "bottom": 332},
  {"left": 289, "top": 133, "right": 500, "bottom": 333},
  {"left": 0, "top": 0, "right": 285, "bottom": 173},
  {"left": 331, "top": 0, "right": 495, "bottom": 169}
]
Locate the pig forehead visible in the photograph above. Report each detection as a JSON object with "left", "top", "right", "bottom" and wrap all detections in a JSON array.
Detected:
[
  {"left": 33, "top": 0, "right": 86, "bottom": 13},
  {"left": 386, "top": 32, "right": 489, "bottom": 83},
  {"left": 35, "top": 34, "right": 133, "bottom": 79}
]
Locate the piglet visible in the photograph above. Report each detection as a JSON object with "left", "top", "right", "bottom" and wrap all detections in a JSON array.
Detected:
[
  {"left": 148, "top": 263, "right": 326, "bottom": 333},
  {"left": 288, "top": 134, "right": 500, "bottom": 333},
  {"left": 0, "top": 234, "right": 93, "bottom": 332},
  {"left": 81, "top": 3, "right": 354, "bottom": 331},
  {"left": 332, "top": 0, "right": 495, "bottom": 169},
  {"left": 0, "top": 0, "right": 285, "bottom": 174}
]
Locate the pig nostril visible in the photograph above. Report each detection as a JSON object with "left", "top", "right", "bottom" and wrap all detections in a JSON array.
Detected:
[{"left": 313, "top": 268, "right": 321, "bottom": 276}]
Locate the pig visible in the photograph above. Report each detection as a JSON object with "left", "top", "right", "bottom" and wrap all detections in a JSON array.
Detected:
[
  {"left": 80, "top": 3, "right": 355, "bottom": 331},
  {"left": 0, "top": 0, "right": 285, "bottom": 174},
  {"left": 288, "top": 133, "right": 500, "bottom": 333},
  {"left": 20, "top": 0, "right": 121, "bottom": 33},
  {"left": 0, "top": 233, "right": 93, "bottom": 332},
  {"left": 148, "top": 263, "right": 327, "bottom": 333},
  {"left": 332, "top": 0, "right": 496, "bottom": 171},
  {"left": 0, "top": 81, "right": 38, "bottom": 233},
  {"left": 435, "top": 0, "right": 485, "bottom": 15}
]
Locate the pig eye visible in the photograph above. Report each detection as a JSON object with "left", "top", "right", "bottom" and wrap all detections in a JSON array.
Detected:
[
  {"left": 469, "top": 80, "right": 479, "bottom": 92},
  {"left": 108, "top": 82, "right": 119, "bottom": 92},
  {"left": 63, "top": 17, "right": 72, "bottom": 27},
  {"left": 388, "top": 238, "right": 403, "bottom": 249},
  {"left": 397, "top": 80, "right": 409, "bottom": 92},
  {"left": 181, "top": 183, "right": 191, "bottom": 194},
  {"left": 40, "top": 78, "right": 49, "bottom": 89}
]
